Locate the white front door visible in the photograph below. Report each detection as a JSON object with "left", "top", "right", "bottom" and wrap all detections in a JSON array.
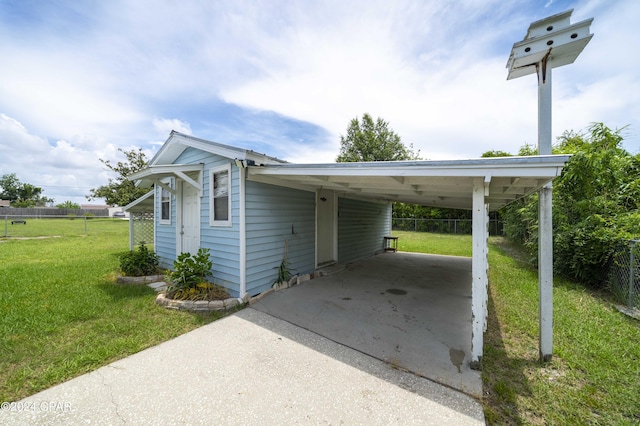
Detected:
[
  {"left": 180, "top": 182, "right": 200, "bottom": 255},
  {"left": 317, "top": 189, "right": 336, "bottom": 266}
]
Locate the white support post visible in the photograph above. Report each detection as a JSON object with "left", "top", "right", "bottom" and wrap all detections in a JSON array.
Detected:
[
  {"left": 538, "top": 62, "right": 554, "bottom": 362},
  {"left": 129, "top": 213, "right": 134, "bottom": 250},
  {"left": 470, "top": 178, "right": 489, "bottom": 369},
  {"left": 238, "top": 166, "right": 247, "bottom": 298}
]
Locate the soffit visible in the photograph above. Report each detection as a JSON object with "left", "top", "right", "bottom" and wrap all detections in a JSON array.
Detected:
[{"left": 247, "top": 156, "right": 570, "bottom": 211}]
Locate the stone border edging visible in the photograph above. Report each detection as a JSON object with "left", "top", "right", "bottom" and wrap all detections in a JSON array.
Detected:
[
  {"left": 153, "top": 270, "right": 327, "bottom": 313},
  {"left": 156, "top": 292, "right": 250, "bottom": 312},
  {"left": 117, "top": 274, "right": 166, "bottom": 284}
]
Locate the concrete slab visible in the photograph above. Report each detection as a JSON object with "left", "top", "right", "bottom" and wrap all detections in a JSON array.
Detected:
[
  {"left": 253, "top": 252, "right": 482, "bottom": 397},
  {"left": 0, "top": 309, "right": 484, "bottom": 425}
]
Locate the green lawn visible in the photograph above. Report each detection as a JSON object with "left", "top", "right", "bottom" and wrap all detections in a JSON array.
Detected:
[
  {"left": 3, "top": 224, "right": 639, "bottom": 424},
  {"left": 0, "top": 220, "right": 222, "bottom": 402},
  {"left": 395, "top": 231, "right": 640, "bottom": 424}
]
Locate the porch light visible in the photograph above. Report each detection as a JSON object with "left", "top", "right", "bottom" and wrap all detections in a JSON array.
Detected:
[{"left": 506, "top": 9, "right": 593, "bottom": 362}]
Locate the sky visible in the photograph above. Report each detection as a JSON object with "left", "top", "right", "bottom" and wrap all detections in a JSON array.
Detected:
[{"left": 0, "top": 0, "right": 638, "bottom": 206}]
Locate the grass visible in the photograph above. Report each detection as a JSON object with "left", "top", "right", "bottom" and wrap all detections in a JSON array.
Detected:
[
  {"left": 0, "top": 220, "right": 223, "bottom": 402},
  {"left": 3, "top": 223, "right": 638, "bottom": 423},
  {"left": 393, "top": 230, "right": 472, "bottom": 257},
  {"left": 394, "top": 231, "right": 640, "bottom": 424}
]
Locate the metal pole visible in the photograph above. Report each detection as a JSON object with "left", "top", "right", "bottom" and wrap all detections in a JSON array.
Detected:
[{"left": 538, "top": 61, "right": 554, "bottom": 362}]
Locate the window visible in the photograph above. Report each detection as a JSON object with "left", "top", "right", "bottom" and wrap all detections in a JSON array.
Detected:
[
  {"left": 159, "top": 179, "right": 172, "bottom": 224},
  {"left": 210, "top": 165, "right": 231, "bottom": 226}
]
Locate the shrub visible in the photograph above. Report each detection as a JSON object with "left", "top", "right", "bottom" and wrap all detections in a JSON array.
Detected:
[
  {"left": 166, "top": 248, "right": 213, "bottom": 289},
  {"left": 119, "top": 243, "right": 160, "bottom": 276},
  {"left": 500, "top": 123, "right": 640, "bottom": 289},
  {"left": 165, "top": 249, "right": 231, "bottom": 301}
]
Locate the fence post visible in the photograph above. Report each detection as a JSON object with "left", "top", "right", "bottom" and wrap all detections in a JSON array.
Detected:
[
  {"left": 630, "top": 241, "right": 636, "bottom": 309},
  {"left": 84, "top": 216, "right": 88, "bottom": 235},
  {"left": 4, "top": 215, "right": 7, "bottom": 238}
]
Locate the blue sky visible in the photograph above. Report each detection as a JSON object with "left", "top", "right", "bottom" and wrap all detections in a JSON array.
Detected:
[{"left": 0, "top": 0, "right": 638, "bottom": 205}]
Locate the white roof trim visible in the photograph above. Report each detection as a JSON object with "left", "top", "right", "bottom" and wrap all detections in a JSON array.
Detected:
[
  {"left": 247, "top": 155, "right": 570, "bottom": 211},
  {"left": 150, "top": 131, "right": 287, "bottom": 166},
  {"left": 123, "top": 190, "right": 154, "bottom": 212},
  {"left": 128, "top": 163, "right": 204, "bottom": 190}
]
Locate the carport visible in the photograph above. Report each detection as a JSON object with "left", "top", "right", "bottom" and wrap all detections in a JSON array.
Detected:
[
  {"left": 253, "top": 251, "right": 480, "bottom": 395},
  {"left": 248, "top": 155, "right": 570, "bottom": 372}
]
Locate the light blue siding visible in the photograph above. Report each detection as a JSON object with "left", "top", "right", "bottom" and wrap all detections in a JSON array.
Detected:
[
  {"left": 173, "top": 148, "right": 242, "bottom": 296},
  {"left": 245, "top": 181, "right": 316, "bottom": 296},
  {"left": 338, "top": 197, "right": 392, "bottom": 264}
]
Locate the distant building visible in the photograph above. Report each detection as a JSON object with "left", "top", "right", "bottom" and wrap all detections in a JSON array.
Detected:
[
  {"left": 0, "top": 200, "right": 10, "bottom": 208},
  {"left": 81, "top": 204, "right": 111, "bottom": 210}
]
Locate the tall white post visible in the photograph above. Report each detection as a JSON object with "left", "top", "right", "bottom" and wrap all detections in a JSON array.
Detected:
[
  {"left": 537, "top": 62, "right": 554, "bottom": 362},
  {"left": 507, "top": 8, "right": 593, "bottom": 363},
  {"left": 470, "top": 178, "right": 489, "bottom": 369}
]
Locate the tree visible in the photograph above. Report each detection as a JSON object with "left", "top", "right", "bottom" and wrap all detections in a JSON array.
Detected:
[
  {"left": 336, "top": 113, "right": 420, "bottom": 162},
  {"left": 481, "top": 150, "right": 512, "bottom": 158},
  {"left": 0, "top": 173, "right": 20, "bottom": 202},
  {"left": 88, "top": 148, "right": 149, "bottom": 206},
  {"left": 57, "top": 201, "right": 81, "bottom": 209},
  {"left": 0, "top": 173, "right": 53, "bottom": 207},
  {"left": 500, "top": 123, "right": 640, "bottom": 287}
]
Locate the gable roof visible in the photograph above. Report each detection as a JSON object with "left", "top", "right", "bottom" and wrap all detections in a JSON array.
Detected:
[
  {"left": 132, "top": 132, "right": 570, "bottom": 211},
  {"left": 150, "top": 131, "right": 287, "bottom": 166}
]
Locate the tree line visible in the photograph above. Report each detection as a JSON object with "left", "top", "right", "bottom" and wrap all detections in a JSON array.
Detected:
[
  {"left": 4, "top": 114, "right": 636, "bottom": 291},
  {"left": 339, "top": 115, "right": 639, "bottom": 289}
]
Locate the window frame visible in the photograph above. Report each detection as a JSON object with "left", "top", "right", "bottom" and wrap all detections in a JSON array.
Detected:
[
  {"left": 210, "top": 164, "right": 232, "bottom": 227},
  {"left": 159, "top": 177, "right": 172, "bottom": 225}
]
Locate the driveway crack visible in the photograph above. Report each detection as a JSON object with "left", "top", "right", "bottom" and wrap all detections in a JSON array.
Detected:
[{"left": 97, "top": 367, "right": 127, "bottom": 424}]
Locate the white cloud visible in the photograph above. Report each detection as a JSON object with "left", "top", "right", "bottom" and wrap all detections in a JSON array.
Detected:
[
  {"left": 0, "top": 0, "right": 638, "bottom": 195},
  {"left": 153, "top": 118, "right": 192, "bottom": 138}
]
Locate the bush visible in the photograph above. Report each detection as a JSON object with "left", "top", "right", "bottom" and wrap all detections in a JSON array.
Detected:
[
  {"left": 166, "top": 248, "right": 212, "bottom": 289},
  {"left": 500, "top": 123, "right": 640, "bottom": 289},
  {"left": 165, "top": 249, "right": 231, "bottom": 301},
  {"left": 119, "top": 243, "right": 160, "bottom": 276}
]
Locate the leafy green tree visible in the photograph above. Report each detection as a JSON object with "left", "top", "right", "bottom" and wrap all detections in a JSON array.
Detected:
[
  {"left": 88, "top": 148, "right": 149, "bottom": 206},
  {"left": 336, "top": 113, "right": 420, "bottom": 162},
  {"left": 0, "top": 173, "right": 53, "bottom": 207},
  {"left": 0, "top": 173, "right": 20, "bottom": 202},
  {"left": 480, "top": 150, "right": 512, "bottom": 158},
  {"left": 57, "top": 200, "right": 81, "bottom": 209},
  {"left": 500, "top": 123, "right": 640, "bottom": 287}
]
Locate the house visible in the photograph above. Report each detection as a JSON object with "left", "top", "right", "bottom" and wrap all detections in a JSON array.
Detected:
[{"left": 128, "top": 130, "right": 570, "bottom": 366}]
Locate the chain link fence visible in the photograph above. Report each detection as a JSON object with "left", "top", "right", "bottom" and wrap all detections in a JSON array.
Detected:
[
  {"left": 607, "top": 240, "right": 640, "bottom": 309},
  {"left": 392, "top": 218, "right": 504, "bottom": 236},
  {"left": 2, "top": 215, "right": 127, "bottom": 238}
]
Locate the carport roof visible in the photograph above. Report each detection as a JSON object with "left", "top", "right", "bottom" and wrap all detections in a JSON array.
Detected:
[{"left": 247, "top": 155, "right": 570, "bottom": 211}]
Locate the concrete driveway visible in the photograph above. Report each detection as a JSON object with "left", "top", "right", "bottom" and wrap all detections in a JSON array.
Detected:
[
  {"left": 1, "top": 252, "right": 485, "bottom": 425},
  {"left": 253, "top": 251, "right": 482, "bottom": 397}
]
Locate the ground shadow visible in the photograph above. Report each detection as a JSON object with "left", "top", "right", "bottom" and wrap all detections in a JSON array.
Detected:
[
  {"left": 236, "top": 307, "right": 484, "bottom": 421},
  {"left": 482, "top": 285, "right": 545, "bottom": 424}
]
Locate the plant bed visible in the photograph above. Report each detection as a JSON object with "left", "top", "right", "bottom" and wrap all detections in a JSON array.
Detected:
[
  {"left": 156, "top": 292, "right": 250, "bottom": 312},
  {"left": 157, "top": 248, "right": 244, "bottom": 312},
  {"left": 118, "top": 243, "right": 163, "bottom": 278}
]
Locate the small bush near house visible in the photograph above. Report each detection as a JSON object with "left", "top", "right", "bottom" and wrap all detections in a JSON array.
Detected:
[
  {"left": 119, "top": 243, "right": 160, "bottom": 276},
  {"left": 165, "top": 248, "right": 230, "bottom": 301}
]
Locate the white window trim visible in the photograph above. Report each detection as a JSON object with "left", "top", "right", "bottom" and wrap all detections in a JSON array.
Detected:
[
  {"left": 159, "top": 178, "right": 172, "bottom": 225},
  {"left": 210, "top": 164, "right": 232, "bottom": 227}
]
